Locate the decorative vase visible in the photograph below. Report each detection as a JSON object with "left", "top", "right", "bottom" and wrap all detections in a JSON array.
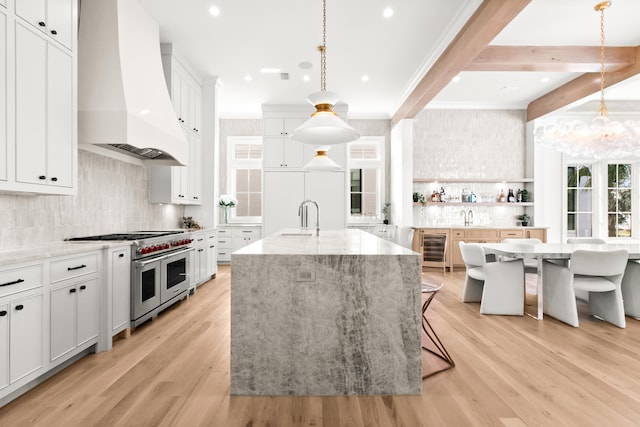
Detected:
[{"left": 220, "top": 206, "right": 231, "bottom": 224}]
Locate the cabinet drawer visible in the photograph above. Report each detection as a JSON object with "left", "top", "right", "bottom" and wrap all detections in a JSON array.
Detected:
[
  {"left": 217, "top": 228, "right": 232, "bottom": 236},
  {"left": 192, "top": 234, "right": 207, "bottom": 245},
  {"left": 0, "top": 264, "right": 43, "bottom": 298},
  {"left": 500, "top": 230, "right": 524, "bottom": 239},
  {"left": 466, "top": 229, "right": 499, "bottom": 239},
  {"left": 451, "top": 230, "right": 465, "bottom": 238},
  {"left": 217, "top": 237, "right": 232, "bottom": 247},
  {"left": 50, "top": 253, "right": 99, "bottom": 283},
  {"left": 217, "top": 250, "right": 231, "bottom": 261},
  {"left": 235, "top": 228, "right": 261, "bottom": 237}
]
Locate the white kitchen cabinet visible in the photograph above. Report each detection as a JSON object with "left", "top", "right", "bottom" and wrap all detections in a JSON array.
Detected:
[
  {"left": 264, "top": 118, "right": 304, "bottom": 137},
  {"left": 161, "top": 45, "right": 202, "bottom": 136},
  {"left": 109, "top": 246, "right": 130, "bottom": 336},
  {"left": 15, "top": 0, "right": 73, "bottom": 49},
  {"left": 14, "top": 22, "right": 74, "bottom": 192},
  {"left": 149, "top": 134, "right": 202, "bottom": 205},
  {"left": 263, "top": 171, "right": 346, "bottom": 236},
  {"left": 206, "top": 232, "right": 217, "bottom": 278},
  {"left": 50, "top": 277, "right": 99, "bottom": 363},
  {"left": 0, "top": 10, "right": 6, "bottom": 182},
  {"left": 191, "top": 230, "right": 217, "bottom": 286},
  {"left": 0, "top": 303, "right": 7, "bottom": 389},
  {"left": 263, "top": 118, "right": 305, "bottom": 169},
  {"left": 217, "top": 226, "right": 262, "bottom": 263}
]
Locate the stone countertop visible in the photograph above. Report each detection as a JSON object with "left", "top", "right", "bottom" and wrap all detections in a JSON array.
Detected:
[
  {"left": 411, "top": 225, "right": 549, "bottom": 229},
  {"left": 233, "top": 229, "right": 417, "bottom": 256},
  {"left": 0, "top": 241, "right": 132, "bottom": 267},
  {"left": 217, "top": 223, "right": 262, "bottom": 227}
]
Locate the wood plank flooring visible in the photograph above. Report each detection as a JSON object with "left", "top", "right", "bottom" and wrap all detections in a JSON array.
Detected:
[{"left": 2, "top": 266, "right": 640, "bottom": 426}]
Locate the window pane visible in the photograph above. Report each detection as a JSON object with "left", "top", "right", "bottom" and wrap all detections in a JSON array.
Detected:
[
  {"left": 608, "top": 189, "right": 617, "bottom": 212},
  {"left": 567, "top": 166, "right": 577, "bottom": 187},
  {"left": 248, "top": 193, "right": 261, "bottom": 216},
  {"left": 362, "top": 169, "right": 376, "bottom": 192},
  {"left": 350, "top": 169, "right": 362, "bottom": 192},
  {"left": 578, "top": 189, "right": 592, "bottom": 212},
  {"left": 351, "top": 193, "right": 362, "bottom": 214},
  {"left": 608, "top": 164, "right": 617, "bottom": 187},
  {"left": 362, "top": 194, "right": 377, "bottom": 216},
  {"left": 619, "top": 189, "right": 632, "bottom": 212},
  {"left": 578, "top": 165, "right": 592, "bottom": 188},
  {"left": 249, "top": 169, "right": 261, "bottom": 191},
  {"left": 567, "top": 213, "right": 576, "bottom": 231},
  {"left": 567, "top": 189, "right": 576, "bottom": 212},
  {"left": 618, "top": 213, "right": 632, "bottom": 237},
  {"left": 608, "top": 214, "right": 617, "bottom": 237},
  {"left": 619, "top": 164, "right": 631, "bottom": 187},
  {"left": 577, "top": 213, "right": 592, "bottom": 237}
]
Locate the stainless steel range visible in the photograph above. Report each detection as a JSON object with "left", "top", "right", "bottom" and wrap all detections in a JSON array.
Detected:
[{"left": 68, "top": 231, "right": 194, "bottom": 327}]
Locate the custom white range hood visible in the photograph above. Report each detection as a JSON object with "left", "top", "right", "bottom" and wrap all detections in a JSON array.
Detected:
[{"left": 78, "top": 0, "right": 188, "bottom": 166}]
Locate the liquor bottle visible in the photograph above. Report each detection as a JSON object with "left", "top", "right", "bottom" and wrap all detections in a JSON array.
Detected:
[
  {"left": 499, "top": 189, "right": 506, "bottom": 203},
  {"left": 516, "top": 188, "right": 522, "bottom": 203},
  {"left": 508, "top": 189, "right": 515, "bottom": 202}
]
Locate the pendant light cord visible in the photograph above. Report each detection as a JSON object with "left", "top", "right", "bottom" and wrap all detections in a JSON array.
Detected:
[
  {"left": 597, "top": 1, "right": 610, "bottom": 117},
  {"left": 320, "top": 0, "right": 327, "bottom": 93}
]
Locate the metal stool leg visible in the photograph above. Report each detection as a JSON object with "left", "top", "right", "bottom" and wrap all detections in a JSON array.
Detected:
[{"left": 421, "top": 290, "right": 455, "bottom": 379}]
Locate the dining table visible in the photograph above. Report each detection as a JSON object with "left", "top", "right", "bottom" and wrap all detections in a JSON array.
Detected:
[{"left": 480, "top": 242, "right": 640, "bottom": 320}]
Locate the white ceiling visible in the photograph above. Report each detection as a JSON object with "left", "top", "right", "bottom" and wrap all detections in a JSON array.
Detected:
[{"left": 137, "top": 0, "right": 640, "bottom": 118}]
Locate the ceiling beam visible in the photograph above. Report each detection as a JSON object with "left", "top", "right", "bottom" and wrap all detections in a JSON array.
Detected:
[
  {"left": 466, "top": 46, "right": 636, "bottom": 72},
  {"left": 526, "top": 46, "right": 640, "bottom": 121},
  {"left": 391, "top": 0, "right": 532, "bottom": 126}
]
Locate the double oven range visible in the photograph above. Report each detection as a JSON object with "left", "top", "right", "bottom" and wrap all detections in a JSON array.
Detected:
[{"left": 68, "top": 231, "right": 194, "bottom": 327}]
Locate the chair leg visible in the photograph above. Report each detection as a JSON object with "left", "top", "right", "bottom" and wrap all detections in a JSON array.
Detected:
[
  {"left": 462, "top": 277, "right": 483, "bottom": 302},
  {"left": 421, "top": 293, "right": 455, "bottom": 378},
  {"left": 589, "top": 289, "right": 626, "bottom": 328}
]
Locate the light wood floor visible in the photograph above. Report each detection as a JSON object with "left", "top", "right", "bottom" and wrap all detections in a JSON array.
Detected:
[{"left": 2, "top": 266, "right": 640, "bottom": 426}]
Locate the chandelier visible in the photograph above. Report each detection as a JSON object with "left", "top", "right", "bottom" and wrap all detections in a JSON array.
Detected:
[
  {"left": 290, "top": 0, "right": 360, "bottom": 168},
  {"left": 536, "top": 1, "right": 640, "bottom": 159}
]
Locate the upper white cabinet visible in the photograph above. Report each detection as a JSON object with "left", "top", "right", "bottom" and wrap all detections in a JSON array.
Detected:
[
  {"left": 15, "top": 0, "right": 73, "bottom": 50},
  {"left": 263, "top": 118, "right": 305, "bottom": 169},
  {"left": 0, "top": 10, "right": 6, "bottom": 182},
  {"left": 161, "top": 45, "right": 202, "bottom": 136},
  {"left": 149, "top": 133, "right": 201, "bottom": 205},
  {"left": 1, "top": 3, "right": 77, "bottom": 195}
]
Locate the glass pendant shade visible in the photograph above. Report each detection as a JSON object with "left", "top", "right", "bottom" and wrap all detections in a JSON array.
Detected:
[
  {"left": 303, "top": 146, "right": 342, "bottom": 171},
  {"left": 290, "top": 91, "right": 360, "bottom": 145}
]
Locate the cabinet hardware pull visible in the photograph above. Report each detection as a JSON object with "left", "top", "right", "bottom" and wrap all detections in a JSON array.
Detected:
[
  {"left": 70, "top": 288, "right": 77, "bottom": 293},
  {"left": 193, "top": 196, "right": 198, "bottom": 199},
  {"left": 51, "top": 177, "right": 58, "bottom": 182},
  {"left": 38, "top": 21, "right": 46, "bottom": 27},
  {"left": 51, "top": 29, "right": 57, "bottom": 35},
  {"left": 39, "top": 175, "right": 46, "bottom": 180},
  {"left": 119, "top": 253, "right": 125, "bottom": 258},
  {"left": 210, "top": 246, "right": 215, "bottom": 249},
  {"left": 0, "top": 310, "right": 6, "bottom": 316},
  {"left": 0, "top": 278, "right": 24, "bottom": 287},
  {"left": 198, "top": 249, "right": 203, "bottom": 252},
  {"left": 80, "top": 285, "right": 87, "bottom": 290},
  {"left": 67, "top": 264, "right": 87, "bottom": 271},
  {"left": 15, "top": 305, "right": 24, "bottom": 310}
]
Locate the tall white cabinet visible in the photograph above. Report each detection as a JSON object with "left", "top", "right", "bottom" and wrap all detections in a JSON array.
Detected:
[
  {"left": 0, "top": 0, "right": 77, "bottom": 195},
  {"left": 150, "top": 44, "right": 203, "bottom": 205},
  {"left": 261, "top": 107, "right": 348, "bottom": 237}
]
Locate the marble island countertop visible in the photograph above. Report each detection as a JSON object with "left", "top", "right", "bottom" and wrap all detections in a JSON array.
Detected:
[{"left": 233, "top": 228, "right": 417, "bottom": 256}]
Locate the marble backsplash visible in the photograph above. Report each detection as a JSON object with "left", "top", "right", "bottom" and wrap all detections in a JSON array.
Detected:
[{"left": 0, "top": 150, "right": 185, "bottom": 248}]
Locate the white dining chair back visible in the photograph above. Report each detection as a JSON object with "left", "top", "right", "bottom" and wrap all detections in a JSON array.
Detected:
[
  {"left": 543, "top": 249, "right": 628, "bottom": 328},
  {"left": 500, "top": 238, "right": 542, "bottom": 273},
  {"left": 566, "top": 238, "right": 606, "bottom": 244}
]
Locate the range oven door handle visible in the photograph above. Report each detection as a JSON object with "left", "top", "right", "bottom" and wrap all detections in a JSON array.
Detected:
[
  {"left": 133, "top": 257, "right": 165, "bottom": 268},
  {"left": 164, "top": 247, "right": 195, "bottom": 260}
]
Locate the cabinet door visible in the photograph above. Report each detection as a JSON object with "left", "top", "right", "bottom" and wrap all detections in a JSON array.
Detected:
[
  {"left": 15, "top": 24, "right": 47, "bottom": 185},
  {"left": 77, "top": 278, "right": 99, "bottom": 347},
  {"left": 283, "top": 118, "right": 304, "bottom": 135},
  {"left": 189, "top": 84, "right": 201, "bottom": 134},
  {"left": 207, "top": 242, "right": 217, "bottom": 276},
  {"left": 305, "top": 171, "right": 346, "bottom": 231},
  {"left": 264, "top": 118, "right": 285, "bottom": 136},
  {"left": 188, "top": 135, "right": 202, "bottom": 203},
  {"left": 262, "top": 137, "right": 285, "bottom": 168},
  {"left": 196, "top": 246, "right": 207, "bottom": 282},
  {"left": 0, "top": 303, "right": 8, "bottom": 389},
  {"left": 15, "top": 0, "right": 46, "bottom": 34},
  {"left": 171, "top": 67, "right": 183, "bottom": 124},
  {"left": 526, "top": 229, "right": 546, "bottom": 241},
  {"left": 46, "top": 0, "right": 73, "bottom": 49},
  {"left": 47, "top": 43, "right": 73, "bottom": 187},
  {"left": 0, "top": 11, "right": 6, "bottom": 181},
  {"left": 263, "top": 171, "right": 305, "bottom": 236},
  {"left": 51, "top": 284, "right": 76, "bottom": 360},
  {"left": 171, "top": 166, "right": 188, "bottom": 201},
  {"left": 282, "top": 139, "right": 304, "bottom": 168},
  {"left": 111, "top": 248, "right": 130, "bottom": 333},
  {"left": 180, "top": 75, "right": 190, "bottom": 129},
  {"left": 10, "top": 293, "right": 43, "bottom": 383}
]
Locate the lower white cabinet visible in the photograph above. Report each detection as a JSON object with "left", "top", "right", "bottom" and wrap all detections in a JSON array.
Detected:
[
  {"left": 217, "top": 226, "right": 261, "bottom": 263},
  {"left": 50, "top": 277, "right": 99, "bottom": 362},
  {"left": 191, "top": 230, "right": 217, "bottom": 286},
  {"left": 0, "top": 293, "right": 44, "bottom": 390},
  {"left": 109, "top": 246, "right": 131, "bottom": 336}
]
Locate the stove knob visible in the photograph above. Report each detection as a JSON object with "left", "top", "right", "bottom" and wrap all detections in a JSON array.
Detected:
[
  {"left": 164, "top": 243, "right": 170, "bottom": 249},
  {"left": 154, "top": 245, "right": 161, "bottom": 251},
  {"left": 141, "top": 247, "right": 148, "bottom": 254}
]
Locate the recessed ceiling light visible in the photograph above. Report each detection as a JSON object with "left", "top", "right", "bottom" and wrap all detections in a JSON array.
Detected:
[
  {"left": 244, "top": 75, "right": 252, "bottom": 81},
  {"left": 541, "top": 77, "right": 550, "bottom": 83},
  {"left": 260, "top": 68, "right": 281, "bottom": 74},
  {"left": 452, "top": 75, "right": 461, "bottom": 83},
  {"left": 303, "top": 75, "right": 310, "bottom": 82},
  {"left": 383, "top": 7, "right": 394, "bottom": 18},
  {"left": 361, "top": 75, "right": 369, "bottom": 82},
  {"left": 299, "top": 62, "right": 313, "bottom": 70},
  {"left": 208, "top": 5, "right": 220, "bottom": 16}
]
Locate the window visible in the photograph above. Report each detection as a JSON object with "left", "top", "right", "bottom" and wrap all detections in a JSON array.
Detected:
[
  {"left": 227, "top": 137, "right": 262, "bottom": 222},
  {"left": 608, "top": 163, "right": 632, "bottom": 237},
  {"left": 348, "top": 136, "right": 385, "bottom": 220},
  {"left": 567, "top": 163, "right": 593, "bottom": 238}
]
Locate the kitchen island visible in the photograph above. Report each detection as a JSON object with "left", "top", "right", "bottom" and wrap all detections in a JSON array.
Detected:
[{"left": 231, "top": 229, "right": 422, "bottom": 396}]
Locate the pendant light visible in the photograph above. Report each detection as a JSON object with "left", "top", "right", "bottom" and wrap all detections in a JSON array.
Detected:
[
  {"left": 536, "top": 1, "right": 640, "bottom": 159},
  {"left": 290, "top": 0, "right": 360, "bottom": 147}
]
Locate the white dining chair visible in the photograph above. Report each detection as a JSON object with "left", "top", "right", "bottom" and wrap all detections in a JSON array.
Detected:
[
  {"left": 459, "top": 241, "right": 525, "bottom": 315},
  {"left": 621, "top": 261, "right": 640, "bottom": 319},
  {"left": 567, "top": 238, "right": 606, "bottom": 244},
  {"left": 542, "top": 249, "right": 628, "bottom": 328}
]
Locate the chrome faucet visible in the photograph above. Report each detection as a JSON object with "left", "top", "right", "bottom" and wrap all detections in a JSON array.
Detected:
[
  {"left": 461, "top": 209, "right": 474, "bottom": 226},
  {"left": 298, "top": 199, "right": 320, "bottom": 236}
]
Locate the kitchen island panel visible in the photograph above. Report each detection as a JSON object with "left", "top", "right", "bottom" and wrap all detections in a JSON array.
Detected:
[{"left": 231, "top": 251, "right": 421, "bottom": 396}]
